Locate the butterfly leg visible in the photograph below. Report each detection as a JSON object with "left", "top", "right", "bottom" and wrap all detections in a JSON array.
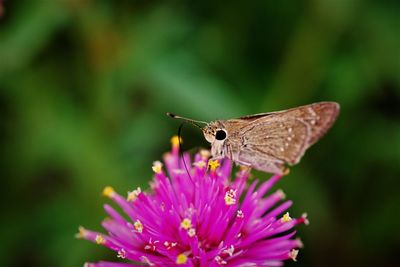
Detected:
[
  {"left": 238, "top": 149, "right": 288, "bottom": 175},
  {"left": 232, "top": 152, "right": 253, "bottom": 171},
  {"left": 234, "top": 158, "right": 252, "bottom": 167},
  {"left": 224, "top": 143, "right": 253, "bottom": 170}
]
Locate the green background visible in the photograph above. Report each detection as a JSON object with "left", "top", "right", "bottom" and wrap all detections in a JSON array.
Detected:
[{"left": 1, "top": 1, "right": 399, "bottom": 267}]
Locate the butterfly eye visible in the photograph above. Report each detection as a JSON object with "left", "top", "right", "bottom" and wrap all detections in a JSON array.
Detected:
[{"left": 215, "top": 129, "right": 227, "bottom": 141}]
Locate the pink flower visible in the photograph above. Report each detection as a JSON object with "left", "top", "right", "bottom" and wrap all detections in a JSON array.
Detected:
[{"left": 78, "top": 136, "right": 307, "bottom": 266}]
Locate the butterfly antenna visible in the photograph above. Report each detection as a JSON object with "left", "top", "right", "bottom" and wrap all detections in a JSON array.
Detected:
[{"left": 167, "top": 112, "right": 207, "bottom": 130}]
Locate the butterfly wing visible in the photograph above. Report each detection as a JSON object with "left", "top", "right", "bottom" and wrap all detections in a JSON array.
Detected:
[
  {"left": 237, "top": 102, "right": 340, "bottom": 148},
  {"left": 222, "top": 102, "right": 339, "bottom": 173},
  {"left": 235, "top": 117, "right": 310, "bottom": 165}
]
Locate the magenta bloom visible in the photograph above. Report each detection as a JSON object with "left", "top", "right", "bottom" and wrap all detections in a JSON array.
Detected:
[{"left": 78, "top": 136, "right": 307, "bottom": 267}]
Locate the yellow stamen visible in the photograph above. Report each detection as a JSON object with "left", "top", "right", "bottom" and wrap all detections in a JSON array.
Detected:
[
  {"left": 289, "top": 249, "right": 299, "bottom": 261},
  {"left": 75, "top": 226, "right": 86, "bottom": 239},
  {"left": 180, "top": 218, "right": 192, "bottom": 230},
  {"left": 225, "top": 195, "right": 235, "bottom": 205},
  {"left": 127, "top": 187, "right": 141, "bottom": 201},
  {"left": 95, "top": 234, "right": 105, "bottom": 245},
  {"left": 176, "top": 253, "right": 188, "bottom": 264},
  {"left": 171, "top": 135, "right": 183, "bottom": 148},
  {"left": 281, "top": 212, "right": 292, "bottom": 223},
  {"left": 208, "top": 159, "right": 220, "bottom": 171},
  {"left": 102, "top": 186, "right": 115, "bottom": 198},
  {"left": 152, "top": 161, "right": 163, "bottom": 174},
  {"left": 134, "top": 220, "right": 143, "bottom": 233},
  {"left": 224, "top": 189, "right": 237, "bottom": 205}
]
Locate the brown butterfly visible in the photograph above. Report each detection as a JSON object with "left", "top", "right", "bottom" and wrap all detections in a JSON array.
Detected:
[{"left": 167, "top": 102, "right": 339, "bottom": 175}]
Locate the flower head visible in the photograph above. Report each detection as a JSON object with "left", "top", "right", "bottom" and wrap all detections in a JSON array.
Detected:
[{"left": 78, "top": 136, "right": 306, "bottom": 266}]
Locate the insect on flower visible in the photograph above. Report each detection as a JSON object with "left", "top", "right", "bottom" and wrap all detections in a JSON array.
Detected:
[
  {"left": 168, "top": 101, "right": 339, "bottom": 175},
  {"left": 77, "top": 136, "right": 307, "bottom": 266}
]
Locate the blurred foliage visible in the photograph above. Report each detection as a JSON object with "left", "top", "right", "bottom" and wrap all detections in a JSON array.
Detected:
[{"left": 0, "top": 0, "right": 399, "bottom": 267}]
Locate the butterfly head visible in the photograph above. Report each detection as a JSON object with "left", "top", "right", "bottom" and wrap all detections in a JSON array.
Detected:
[
  {"left": 165, "top": 113, "right": 228, "bottom": 157},
  {"left": 202, "top": 122, "right": 228, "bottom": 157}
]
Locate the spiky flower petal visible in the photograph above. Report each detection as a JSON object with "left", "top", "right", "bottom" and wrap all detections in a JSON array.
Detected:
[{"left": 79, "top": 136, "right": 306, "bottom": 266}]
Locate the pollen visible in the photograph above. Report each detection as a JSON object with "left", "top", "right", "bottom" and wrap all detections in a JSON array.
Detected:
[
  {"left": 289, "top": 249, "right": 299, "bottom": 261},
  {"left": 144, "top": 238, "right": 159, "bottom": 251},
  {"left": 171, "top": 135, "right": 183, "bottom": 148},
  {"left": 208, "top": 159, "right": 220, "bottom": 171},
  {"left": 152, "top": 161, "right": 163, "bottom": 174},
  {"left": 134, "top": 219, "right": 143, "bottom": 233},
  {"left": 236, "top": 210, "right": 244, "bottom": 218},
  {"left": 215, "top": 255, "right": 227, "bottom": 265},
  {"left": 225, "top": 195, "right": 236, "bottom": 205},
  {"left": 223, "top": 245, "right": 235, "bottom": 257},
  {"left": 95, "top": 234, "right": 105, "bottom": 245},
  {"left": 164, "top": 241, "right": 177, "bottom": 250},
  {"left": 117, "top": 248, "right": 126, "bottom": 259},
  {"left": 75, "top": 226, "right": 87, "bottom": 239},
  {"left": 224, "top": 189, "right": 237, "bottom": 205},
  {"left": 102, "top": 186, "right": 115, "bottom": 198},
  {"left": 187, "top": 228, "right": 196, "bottom": 237},
  {"left": 127, "top": 187, "right": 142, "bottom": 201},
  {"left": 281, "top": 212, "right": 292, "bottom": 223},
  {"left": 176, "top": 253, "right": 188, "bottom": 264},
  {"left": 180, "top": 218, "right": 192, "bottom": 230}
]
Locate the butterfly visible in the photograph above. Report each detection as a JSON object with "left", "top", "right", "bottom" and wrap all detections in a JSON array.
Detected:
[{"left": 168, "top": 102, "right": 339, "bottom": 175}]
